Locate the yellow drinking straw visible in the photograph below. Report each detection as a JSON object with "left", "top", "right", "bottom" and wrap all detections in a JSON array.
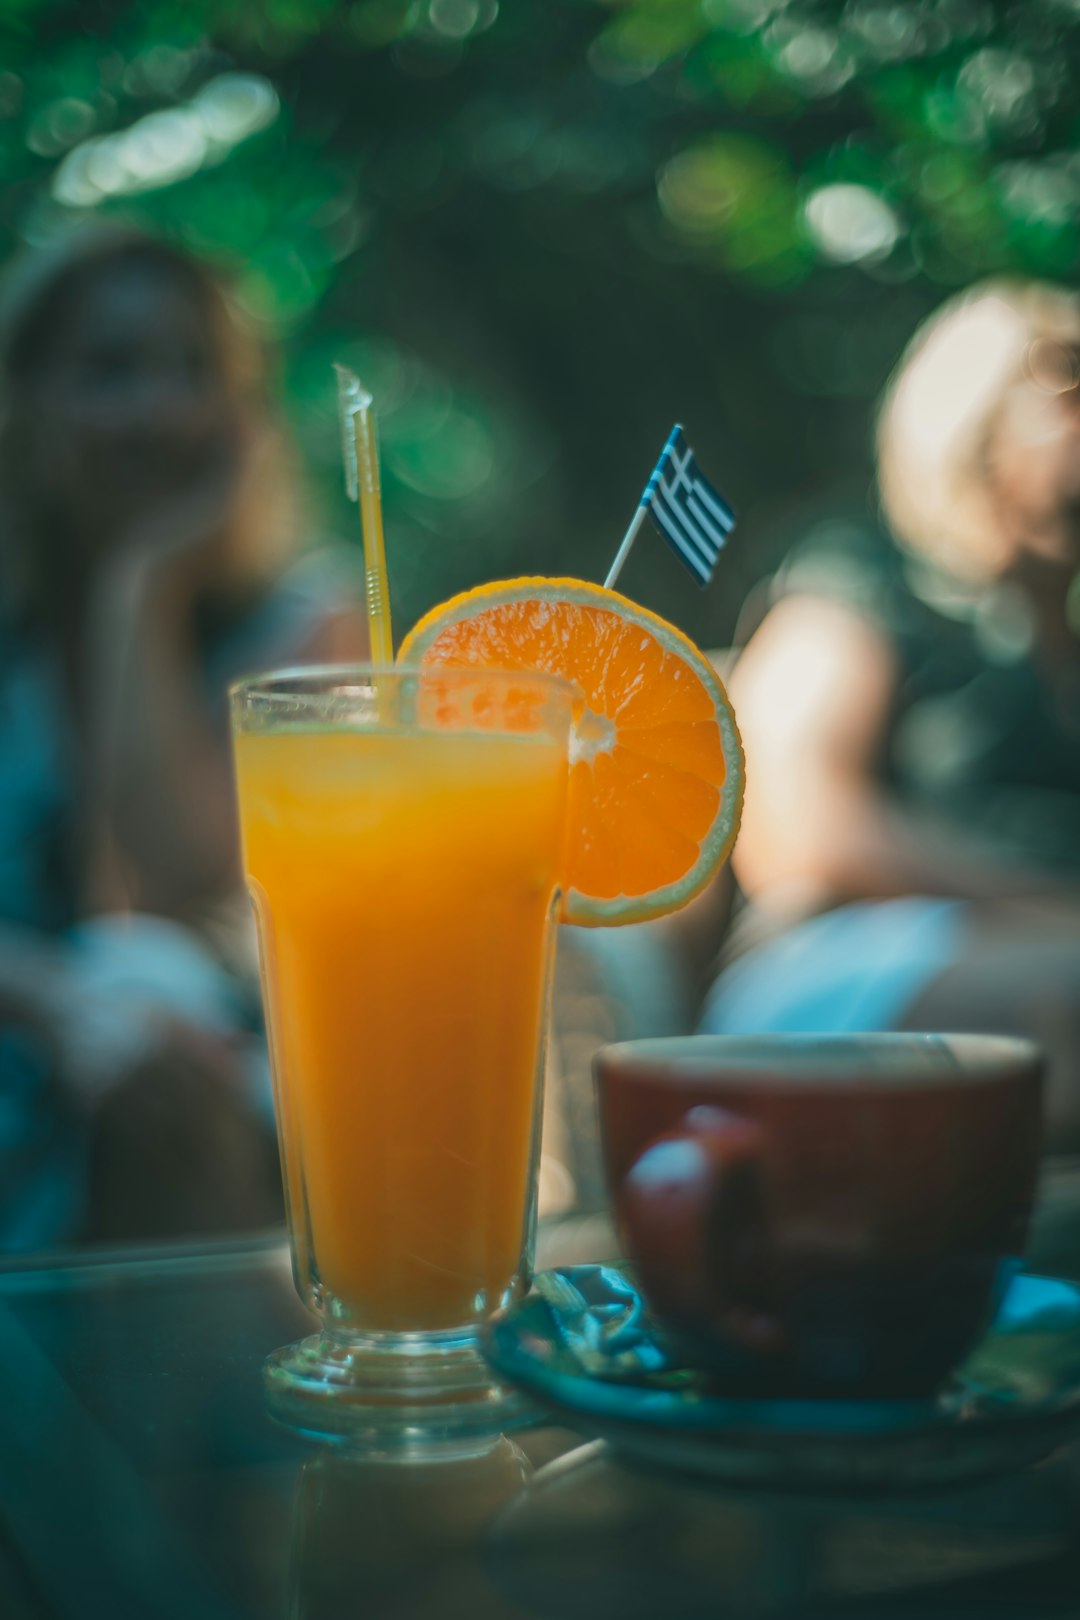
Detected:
[{"left": 335, "top": 364, "right": 394, "bottom": 663}]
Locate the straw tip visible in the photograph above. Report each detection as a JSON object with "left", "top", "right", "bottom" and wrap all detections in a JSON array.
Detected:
[{"left": 334, "top": 362, "right": 373, "bottom": 411}]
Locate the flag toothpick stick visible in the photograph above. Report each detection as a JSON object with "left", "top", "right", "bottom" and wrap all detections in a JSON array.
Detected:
[
  {"left": 604, "top": 505, "right": 649, "bottom": 590},
  {"left": 605, "top": 425, "right": 735, "bottom": 591},
  {"left": 335, "top": 364, "right": 394, "bottom": 663}
]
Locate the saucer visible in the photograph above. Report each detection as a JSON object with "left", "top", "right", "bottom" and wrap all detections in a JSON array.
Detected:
[{"left": 481, "top": 1265, "right": 1080, "bottom": 1490}]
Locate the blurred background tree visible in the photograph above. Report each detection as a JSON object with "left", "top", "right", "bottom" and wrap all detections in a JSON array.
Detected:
[{"left": 2, "top": 0, "right": 1079, "bottom": 642}]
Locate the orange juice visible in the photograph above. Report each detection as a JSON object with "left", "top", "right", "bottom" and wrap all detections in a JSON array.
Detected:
[{"left": 234, "top": 716, "right": 570, "bottom": 1332}]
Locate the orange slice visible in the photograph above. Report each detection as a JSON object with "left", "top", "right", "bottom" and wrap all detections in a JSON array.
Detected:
[{"left": 397, "top": 577, "right": 744, "bottom": 926}]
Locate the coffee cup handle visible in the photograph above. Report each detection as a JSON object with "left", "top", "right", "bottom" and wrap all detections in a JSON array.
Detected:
[{"left": 618, "top": 1105, "right": 783, "bottom": 1357}]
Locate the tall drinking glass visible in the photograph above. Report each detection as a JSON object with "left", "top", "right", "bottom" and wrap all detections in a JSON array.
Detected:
[{"left": 230, "top": 667, "right": 574, "bottom": 1443}]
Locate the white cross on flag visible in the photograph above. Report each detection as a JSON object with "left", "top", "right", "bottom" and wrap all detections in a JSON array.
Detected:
[{"left": 641, "top": 425, "right": 735, "bottom": 586}]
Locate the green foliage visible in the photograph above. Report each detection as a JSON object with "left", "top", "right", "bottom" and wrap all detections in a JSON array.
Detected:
[{"left": 2, "top": 0, "right": 1080, "bottom": 641}]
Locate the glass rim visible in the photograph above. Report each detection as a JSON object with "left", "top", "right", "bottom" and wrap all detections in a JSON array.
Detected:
[{"left": 229, "top": 662, "right": 579, "bottom": 706}]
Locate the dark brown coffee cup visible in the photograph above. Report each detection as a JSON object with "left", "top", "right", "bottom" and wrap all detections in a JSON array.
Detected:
[{"left": 595, "top": 1033, "right": 1043, "bottom": 1398}]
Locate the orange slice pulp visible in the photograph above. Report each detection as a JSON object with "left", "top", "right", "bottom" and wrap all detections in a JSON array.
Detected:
[{"left": 397, "top": 577, "right": 744, "bottom": 927}]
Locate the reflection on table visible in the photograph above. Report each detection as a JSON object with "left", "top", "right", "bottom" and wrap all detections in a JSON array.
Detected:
[{"left": 0, "top": 1225, "right": 1075, "bottom": 1619}]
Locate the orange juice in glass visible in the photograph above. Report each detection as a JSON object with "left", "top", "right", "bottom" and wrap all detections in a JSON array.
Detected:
[{"left": 231, "top": 666, "right": 573, "bottom": 1438}]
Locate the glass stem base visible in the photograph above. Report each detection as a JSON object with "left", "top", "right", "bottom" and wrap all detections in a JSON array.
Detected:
[{"left": 263, "top": 1327, "right": 538, "bottom": 1453}]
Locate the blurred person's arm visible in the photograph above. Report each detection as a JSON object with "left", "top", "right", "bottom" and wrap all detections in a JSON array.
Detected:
[
  {"left": 731, "top": 594, "right": 1080, "bottom": 913},
  {"left": 82, "top": 490, "right": 367, "bottom": 921},
  {"left": 83, "top": 515, "right": 239, "bottom": 919}
]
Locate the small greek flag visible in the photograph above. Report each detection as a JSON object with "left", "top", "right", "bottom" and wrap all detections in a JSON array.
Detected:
[{"left": 641, "top": 425, "right": 735, "bottom": 587}]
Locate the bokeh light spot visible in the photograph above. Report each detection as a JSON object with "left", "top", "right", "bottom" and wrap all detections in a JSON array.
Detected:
[
  {"left": 386, "top": 403, "right": 495, "bottom": 500},
  {"left": 26, "top": 98, "right": 96, "bottom": 157},
  {"left": 803, "top": 182, "right": 901, "bottom": 263},
  {"left": 192, "top": 74, "right": 280, "bottom": 144},
  {"left": 51, "top": 73, "right": 280, "bottom": 208},
  {"left": 429, "top": 0, "right": 496, "bottom": 40}
]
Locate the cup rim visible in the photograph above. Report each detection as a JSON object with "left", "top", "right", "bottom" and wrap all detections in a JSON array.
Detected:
[{"left": 594, "top": 1031, "right": 1044, "bottom": 1089}]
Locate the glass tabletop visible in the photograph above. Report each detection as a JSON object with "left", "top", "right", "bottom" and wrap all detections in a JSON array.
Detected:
[{"left": 0, "top": 1225, "right": 1079, "bottom": 1620}]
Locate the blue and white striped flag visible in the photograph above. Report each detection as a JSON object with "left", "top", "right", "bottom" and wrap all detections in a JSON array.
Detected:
[{"left": 641, "top": 425, "right": 735, "bottom": 587}]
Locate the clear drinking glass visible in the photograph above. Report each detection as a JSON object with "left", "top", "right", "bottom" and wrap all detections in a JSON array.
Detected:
[{"left": 230, "top": 666, "right": 574, "bottom": 1442}]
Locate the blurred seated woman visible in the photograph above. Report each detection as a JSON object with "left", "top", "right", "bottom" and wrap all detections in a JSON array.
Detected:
[
  {"left": 0, "top": 225, "right": 366, "bottom": 1249},
  {"left": 702, "top": 280, "right": 1080, "bottom": 1150}
]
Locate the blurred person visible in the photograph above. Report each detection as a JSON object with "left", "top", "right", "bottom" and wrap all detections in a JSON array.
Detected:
[
  {"left": 0, "top": 224, "right": 367, "bottom": 1249},
  {"left": 702, "top": 280, "right": 1080, "bottom": 1149}
]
